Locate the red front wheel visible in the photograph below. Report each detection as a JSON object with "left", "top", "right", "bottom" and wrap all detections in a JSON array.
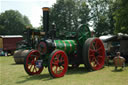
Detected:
[
  {"left": 24, "top": 50, "right": 43, "bottom": 75},
  {"left": 48, "top": 50, "right": 68, "bottom": 78}
]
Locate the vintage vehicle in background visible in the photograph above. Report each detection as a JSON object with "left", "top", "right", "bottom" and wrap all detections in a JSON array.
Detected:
[
  {"left": 0, "top": 35, "right": 23, "bottom": 56},
  {"left": 100, "top": 34, "right": 128, "bottom": 62},
  {"left": 13, "top": 27, "right": 45, "bottom": 64},
  {"left": 14, "top": 7, "right": 105, "bottom": 78}
]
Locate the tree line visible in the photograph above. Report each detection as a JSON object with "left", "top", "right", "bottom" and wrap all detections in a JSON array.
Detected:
[
  {"left": 0, "top": 10, "right": 32, "bottom": 35},
  {"left": 0, "top": 0, "right": 128, "bottom": 37}
]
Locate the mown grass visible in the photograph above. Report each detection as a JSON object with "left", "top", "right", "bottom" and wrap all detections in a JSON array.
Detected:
[{"left": 0, "top": 56, "right": 128, "bottom": 85}]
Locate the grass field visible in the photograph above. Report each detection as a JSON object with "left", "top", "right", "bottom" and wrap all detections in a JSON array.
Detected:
[{"left": 0, "top": 56, "right": 128, "bottom": 85}]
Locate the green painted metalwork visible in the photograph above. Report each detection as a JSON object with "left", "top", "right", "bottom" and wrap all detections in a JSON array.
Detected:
[
  {"left": 77, "top": 24, "right": 91, "bottom": 46},
  {"left": 54, "top": 40, "right": 77, "bottom": 53}
]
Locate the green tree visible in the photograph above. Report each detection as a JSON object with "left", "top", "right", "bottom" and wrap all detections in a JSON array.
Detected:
[
  {"left": 113, "top": 0, "right": 128, "bottom": 34},
  {"left": 87, "top": 0, "right": 115, "bottom": 36},
  {"left": 49, "top": 0, "right": 90, "bottom": 37},
  {"left": 23, "top": 15, "right": 31, "bottom": 26},
  {"left": 0, "top": 10, "right": 32, "bottom": 35}
]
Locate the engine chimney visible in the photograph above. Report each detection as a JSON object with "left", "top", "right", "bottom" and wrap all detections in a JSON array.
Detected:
[{"left": 42, "top": 7, "right": 49, "bottom": 38}]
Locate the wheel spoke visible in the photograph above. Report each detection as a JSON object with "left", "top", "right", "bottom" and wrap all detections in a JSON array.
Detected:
[
  {"left": 59, "top": 66, "right": 63, "bottom": 71},
  {"left": 95, "top": 59, "right": 100, "bottom": 65},
  {"left": 60, "top": 55, "right": 64, "bottom": 63},
  {"left": 35, "top": 56, "right": 39, "bottom": 60},
  {"left": 89, "top": 54, "right": 95, "bottom": 57},
  {"left": 56, "top": 54, "right": 60, "bottom": 59},
  {"left": 92, "top": 57, "right": 96, "bottom": 62},
  {"left": 91, "top": 43, "right": 96, "bottom": 50},
  {"left": 90, "top": 55, "right": 95, "bottom": 62},
  {"left": 52, "top": 62, "right": 58, "bottom": 66},
  {"left": 98, "top": 56, "right": 103, "bottom": 59},
  {"left": 31, "top": 60, "right": 34, "bottom": 64},
  {"left": 34, "top": 66, "right": 37, "bottom": 72},
  {"left": 97, "top": 56, "right": 103, "bottom": 63},
  {"left": 32, "top": 66, "right": 35, "bottom": 72},
  {"left": 29, "top": 64, "right": 32, "bottom": 70},
  {"left": 93, "top": 56, "right": 100, "bottom": 66},
  {"left": 30, "top": 55, "right": 35, "bottom": 60},
  {"left": 28, "top": 57, "right": 32, "bottom": 63},
  {"left": 52, "top": 58, "right": 56, "bottom": 62},
  {"left": 95, "top": 41, "right": 98, "bottom": 47},
  {"left": 97, "top": 46, "right": 102, "bottom": 52},
  {"left": 91, "top": 58, "right": 99, "bottom": 67},
  {"left": 89, "top": 49, "right": 95, "bottom": 54},
  {"left": 62, "top": 64, "right": 65, "bottom": 67},
  {"left": 54, "top": 66, "right": 58, "bottom": 73}
]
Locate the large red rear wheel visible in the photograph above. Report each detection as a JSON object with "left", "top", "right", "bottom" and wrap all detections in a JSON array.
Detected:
[
  {"left": 83, "top": 38, "right": 105, "bottom": 71},
  {"left": 24, "top": 50, "right": 43, "bottom": 75},
  {"left": 48, "top": 50, "right": 68, "bottom": 78}
]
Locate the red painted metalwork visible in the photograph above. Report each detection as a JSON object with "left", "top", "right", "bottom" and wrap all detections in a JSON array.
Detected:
[
  {"left": 37, "top": 42, "right": 47, "bottom": 55},
  {"left": 88, "top": 38, "right": 105, "bottom": 70},
  {"left": 67, "top": 40, "right": 72, "bottom": 52},
  {"left": 62, "top": 41, "right": 66, "bottom": 51},
  {"left": 25, "top": 50, "right": 43, "bottom": 75},
  {"left": 49, "top": 50, "right": 68, "bottom": 77}
]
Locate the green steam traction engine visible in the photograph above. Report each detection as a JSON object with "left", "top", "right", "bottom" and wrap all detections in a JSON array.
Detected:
[{"left": 19, "top": 7, "right": 105, "bottom": 78}]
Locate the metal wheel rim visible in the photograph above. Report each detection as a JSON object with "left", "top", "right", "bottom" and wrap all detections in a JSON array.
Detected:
[
  {"left": 88, "top": 38, "right": 105, "bottom": 70},
  {"left": 25, "top": 50, "right": 43, "bottom": 75},
  {"left": 50, "top": 51, "right": 68, "bottom": 77}
]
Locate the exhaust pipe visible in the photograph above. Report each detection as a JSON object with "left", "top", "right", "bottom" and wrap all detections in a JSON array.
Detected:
[{"left": 42, "top": 7, "right": 49, "bottom": 38}]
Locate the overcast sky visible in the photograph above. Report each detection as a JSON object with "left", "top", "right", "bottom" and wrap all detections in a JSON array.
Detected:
[{"left": 0, "top": 0, "right": 56, "bottom": 27}]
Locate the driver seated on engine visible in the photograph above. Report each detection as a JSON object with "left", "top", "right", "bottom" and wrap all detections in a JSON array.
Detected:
[{"left": 113, "top": 52, "right": 125, "bottom": 70}]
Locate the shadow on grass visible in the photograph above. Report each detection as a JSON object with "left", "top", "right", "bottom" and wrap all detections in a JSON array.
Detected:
[
  {"left": 111, "top": 69, "right": 124, "bottom": 72},
  {"left": 66, "top": 67, "right": 90, "bottom": 75},
  {"left": 15, "top": 64, "right": 128, "bottom": 84},
  {"left": 0, "top": 56, "right": 11, "bottom": 57},
  {"left": 16, "top": 74, "right": 53, "bottom": 84},
  {"left": 16, "top": 67, "right": 90, "bottom": 84},
  {"left": 11, "top": 63, "right": 23, "bottom": 65},
  {"left": 105, "top": 63, "right": 128, "bottom": 72}
]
